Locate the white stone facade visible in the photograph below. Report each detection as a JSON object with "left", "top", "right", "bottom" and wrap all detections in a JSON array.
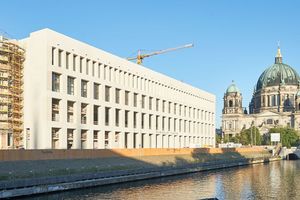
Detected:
[{"left": 19, "top": 29, "right": 215, "bottom": 149}]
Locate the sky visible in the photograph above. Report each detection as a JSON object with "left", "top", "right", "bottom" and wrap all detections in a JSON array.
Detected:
[{"left": 1, "top": 0, "right": 300, "bottom": 127}]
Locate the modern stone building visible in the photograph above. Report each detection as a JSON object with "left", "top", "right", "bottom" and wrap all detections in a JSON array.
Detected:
[
  {"left": 6, "top": 28, "right": 216, "bottom": 149},
  {"left": 222, "top": 47, "right": 300, "bottom": 137}
]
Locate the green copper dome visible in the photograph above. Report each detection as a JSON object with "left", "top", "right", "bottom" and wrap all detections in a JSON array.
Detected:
[
  {"left": 256, "top": 47, "right": 300, "bottom": 91},
  {"left": 226, "top": 81, "right": 240, "bottom": 94}
]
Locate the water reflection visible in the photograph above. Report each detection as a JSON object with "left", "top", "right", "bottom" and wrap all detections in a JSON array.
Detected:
[{"left": 21, "top": 161, "right": 300, "bottom": 200}]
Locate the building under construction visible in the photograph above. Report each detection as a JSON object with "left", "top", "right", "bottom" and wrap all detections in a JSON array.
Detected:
[{"left": 0, "top": 36, "right": 25, "bottom": 149}]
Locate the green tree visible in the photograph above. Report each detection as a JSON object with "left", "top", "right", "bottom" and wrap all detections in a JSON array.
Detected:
[
  {"left": 269, "top": 127, "right": 300, "bottom": 148},
  {"left": 237, "top": 126, "right": 261, "bottom": 145},
  {"left": 216, "top": 134, "right": 222, "bottom": 144}
]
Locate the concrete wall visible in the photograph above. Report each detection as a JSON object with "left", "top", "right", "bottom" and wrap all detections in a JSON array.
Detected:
[{"left": 0, "top": 147, "right": 266, "bottom": 161}]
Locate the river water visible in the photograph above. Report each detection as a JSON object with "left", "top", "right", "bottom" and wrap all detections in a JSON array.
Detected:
[{"left": 23, "top": 160, "right": 300, "bottom": 200}]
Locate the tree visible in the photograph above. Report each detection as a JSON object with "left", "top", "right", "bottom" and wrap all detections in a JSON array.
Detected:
[
  {"left": 216, "top": 134, "right": 222, "bottom": 144},
  {"left": 269, "top": 127, "right": 300, "bottom": 148},
  {"left": 237, "top": 126, "right": 261, "bottom": 145}
]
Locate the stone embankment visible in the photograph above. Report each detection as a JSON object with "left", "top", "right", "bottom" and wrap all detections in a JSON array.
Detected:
[{"left": 0, "top": 147, "right": 280, "bottom": 198}]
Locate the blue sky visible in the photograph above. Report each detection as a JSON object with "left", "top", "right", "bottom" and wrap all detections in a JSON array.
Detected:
[{"left": 2, "top": 0, "right": 300, "bottom": 127}]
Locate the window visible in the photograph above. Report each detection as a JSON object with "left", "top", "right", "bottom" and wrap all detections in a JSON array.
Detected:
[
  {"left": 125, "top": 110, "right": 129, "bottom": 127},
  {"left": 168, "top": 102, "right": 171, "bottom": 113},
  {"left": 67, "top": 129, "right": 74, "bottom": 149},
  {"left": 67, "top": 101, "right": 74, "bottom": 123},
  {"left": 81, "top": 130, "right": 87, "bottom": 149},
  {"left": 80, "top": 57, "right": 83, "bottom": 73},
  {"left": 162, "top": 100, "right": 165, "bottom": 112},
  {"left": 149, "top": 114, "right": 152, "bottom": 129},
  {"left": 141, "top": 113, "right": 145, "bottom": 129},
  {"left": 86, "top": 59, "right": 90, "bottom": 75},
  {"left": 134, "top": 93, "right": 138, "bottom": 107},
  {"left": 52, "top": 98, "right": 60, "bottom": 121},
  {"left": 149, "top": 97, "right": 153, "bottom": 110},
  {"left": 66, "top": 52, "right": 70, "bottom": 69},
  {"left": 94, "top": 105, "right": 99, "bottom": 125},
  {"left": 67, "top": 76, "right": 75, "bottom": 95},
  {"left": 105, "top": 86, "right": 110, "bottom": 102},
  {"left": 156, "top": 99, "right": 159, "bottom": 111},
  {"left": 58, "top": 50, "right": 63, "bottom": 67},
  {"left": 105, "top": 107, "right": 110, "bottom": 126},
  {"left": 134, "top": 112, "right": 137, "bottom": 128},
  {"left": 115, "top": 109, "right": 120, "bottom": 126},
  {"left": 81, "top": 103, "right": 88, "bottom": 124},
  {"left": 73, "top": 55, "right": 77, "bottom": 71},
  {"left": 52, "top": 128, "right": 60, "bottom": 149},
  {"left": 81, "top": 80, "right": 88, "bottom": 97},
  {"left": 156, "top": 116, "right": 159, "bottom": 130},
  {"left": 142, "top": 95, "right": 145, "bottom": 109},
  {"left": 94, "top": 83, "right": 100, "bottom": 100},
  {"left": 174, "top": 103, "right": 177, "bottom": 115},
  {"left": 92, "top": 61, "right": 96, "bottom": 76},
  {"left": 125, "top": 91, "right": 129, "bottom": 105},
  {"left": 51, "top": 47, "right": 55, "bottom": 65},
  {"left": 115, "top": 88, "right": 120, "bottom": 104},
  {"left": 52, "top": 72, "right": 60, "bottom": 92}
]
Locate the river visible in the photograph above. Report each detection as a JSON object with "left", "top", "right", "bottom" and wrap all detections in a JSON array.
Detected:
[{"left": 22, "top": 160, "right": 300, "bottom": 200}]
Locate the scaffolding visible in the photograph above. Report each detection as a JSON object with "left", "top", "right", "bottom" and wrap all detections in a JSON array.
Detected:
[{"left": 0, "top": 36, "right": 25, "bottom": 149}]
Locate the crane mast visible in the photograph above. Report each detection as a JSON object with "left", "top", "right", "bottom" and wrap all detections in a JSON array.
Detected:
[{"left": 127, "top": 43, "right": 193, "bottom": 64}]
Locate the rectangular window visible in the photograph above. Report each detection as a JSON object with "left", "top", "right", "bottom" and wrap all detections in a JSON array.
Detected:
[
  {"left": 133, "top": 112, "right": 137, "bottom": 128},
  {"left": 52, "top": 128, "right": 60, "bottom": 149},
  {"left": 115, "top": 109, "right": 120, "bottom": 127},
  {"left": 162, "top": 100, "right": 165, "bottom": 112},
  {"left": 149, "top": 114, "right": 152, "bottom": 129},
  {"left": 93, "top": 83, "right": 99, "bottom": 100},
  {"left": 67, "top": 101, "right": 74, "bottom": 123},
  {"left": 133, "top": 93, "right": 138, "bottom": 107},
  {"left": 52, "top": 98, "right": 60, "bottom": 121},
  {"left": 66, "top": 52, "right": 70, "bottom": 69},
  {"left": 81, "top": 80, "right": 88, "bottom": 97},
  {"left": 58, "top": 49, "right": 62, "bottom": 67},
  {"left": 81, "top": 103, "right": 88, "bottom": 124},
  {"left": 114, "top": 89, "right": 120, "bottom": 104},
  {"left": 142, "top": 95, "right": 145, "bottom": 109},
  {"left": 125, "top": 91, "right": 129, "bottom": 105},
  {"left": 51, "top": 47, "right": 55, "bottom": 65},
  {"left": 73, "top": 55, "right": 77, "bottom": 71},
  {"left": 98, "top": 63, "right": 101, "bottom": 78},
  {"left": 80, "top": 57, "right": 83, "bottom": 73},
  {"left": 105, "top": 86, "right": 110, "bottom": 102},
  {"left": 105, "top": 107, "right": 110, "bottom": 126},
  {"left": 125, "top": 110, "right": 129, "bottom": 127},
  {"left": 168, "top": 102, "right": 171, "bottom": 113},
  {"left": 94, "top": 105, "right": 99, "bottom": 125},
  {"left": 141, "top": 113, "right": 145, "bottom": 129},
  {"left": 156, "top": 99, "right": 159, "bottom": 111},
  {"left": 67, "top": 76, "right": 75, "bottom": 95},
  {"left": 92, "top": 61, "right": 96, "bottom": 76},
  {"left": 149, "top": 97, "right": 153, "bottom": 110},
  {"left": 86, "top": 59, "right": 90, "bottom": 75},
  {"left": 52, "top": 72, "right": 60, "bottom": 92}
]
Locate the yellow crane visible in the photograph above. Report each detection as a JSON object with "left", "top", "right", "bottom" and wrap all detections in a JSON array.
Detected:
[{"left": 127, "top": 43, "right": 193, "bottom": 64}]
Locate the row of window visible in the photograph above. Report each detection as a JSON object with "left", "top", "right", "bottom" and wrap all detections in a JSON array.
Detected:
[
  {"left": 52, "top": 72, "right": 214, "bottom": 122},
  {"left": 51, "top": 47, "right": 212, "bottom": 102},
  {"left": 51, "top": 127, "right": 214, "bottom": 149},
  {"left": 52, "top": 98, "right": 214, "bottom": 135}
]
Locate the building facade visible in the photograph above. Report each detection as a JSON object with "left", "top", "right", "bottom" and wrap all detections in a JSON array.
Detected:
[
  {"left": 15, "top": 28, "right": 216, "bottom": 149},
  {"left": 222, "top": 47, "right": 300, "bottom": 137}
]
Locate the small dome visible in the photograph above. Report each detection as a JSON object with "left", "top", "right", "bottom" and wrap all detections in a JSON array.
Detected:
[
  {"left": 256, "top": 47, "right": 300, "bottom": 91},
  {"left": 226, "top": 81, "right": 240, "bottom": 94}
]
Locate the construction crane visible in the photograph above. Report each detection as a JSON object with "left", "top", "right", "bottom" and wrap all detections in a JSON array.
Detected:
[{"left": 127, "top": 43, "right": 193, "bottom": 65}]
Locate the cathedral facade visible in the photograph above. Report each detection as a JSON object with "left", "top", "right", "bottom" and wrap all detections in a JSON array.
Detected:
[{"left": 222, "top": 47, "right": 300, "bottom": 137}]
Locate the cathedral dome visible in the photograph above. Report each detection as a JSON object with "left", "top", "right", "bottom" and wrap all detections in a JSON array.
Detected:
[
  {"left": 226, "top": 81, "right": 240, "bottom": 94},
  {"left": 256, "top": 47, "right": 300, "bottom": 91}
]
